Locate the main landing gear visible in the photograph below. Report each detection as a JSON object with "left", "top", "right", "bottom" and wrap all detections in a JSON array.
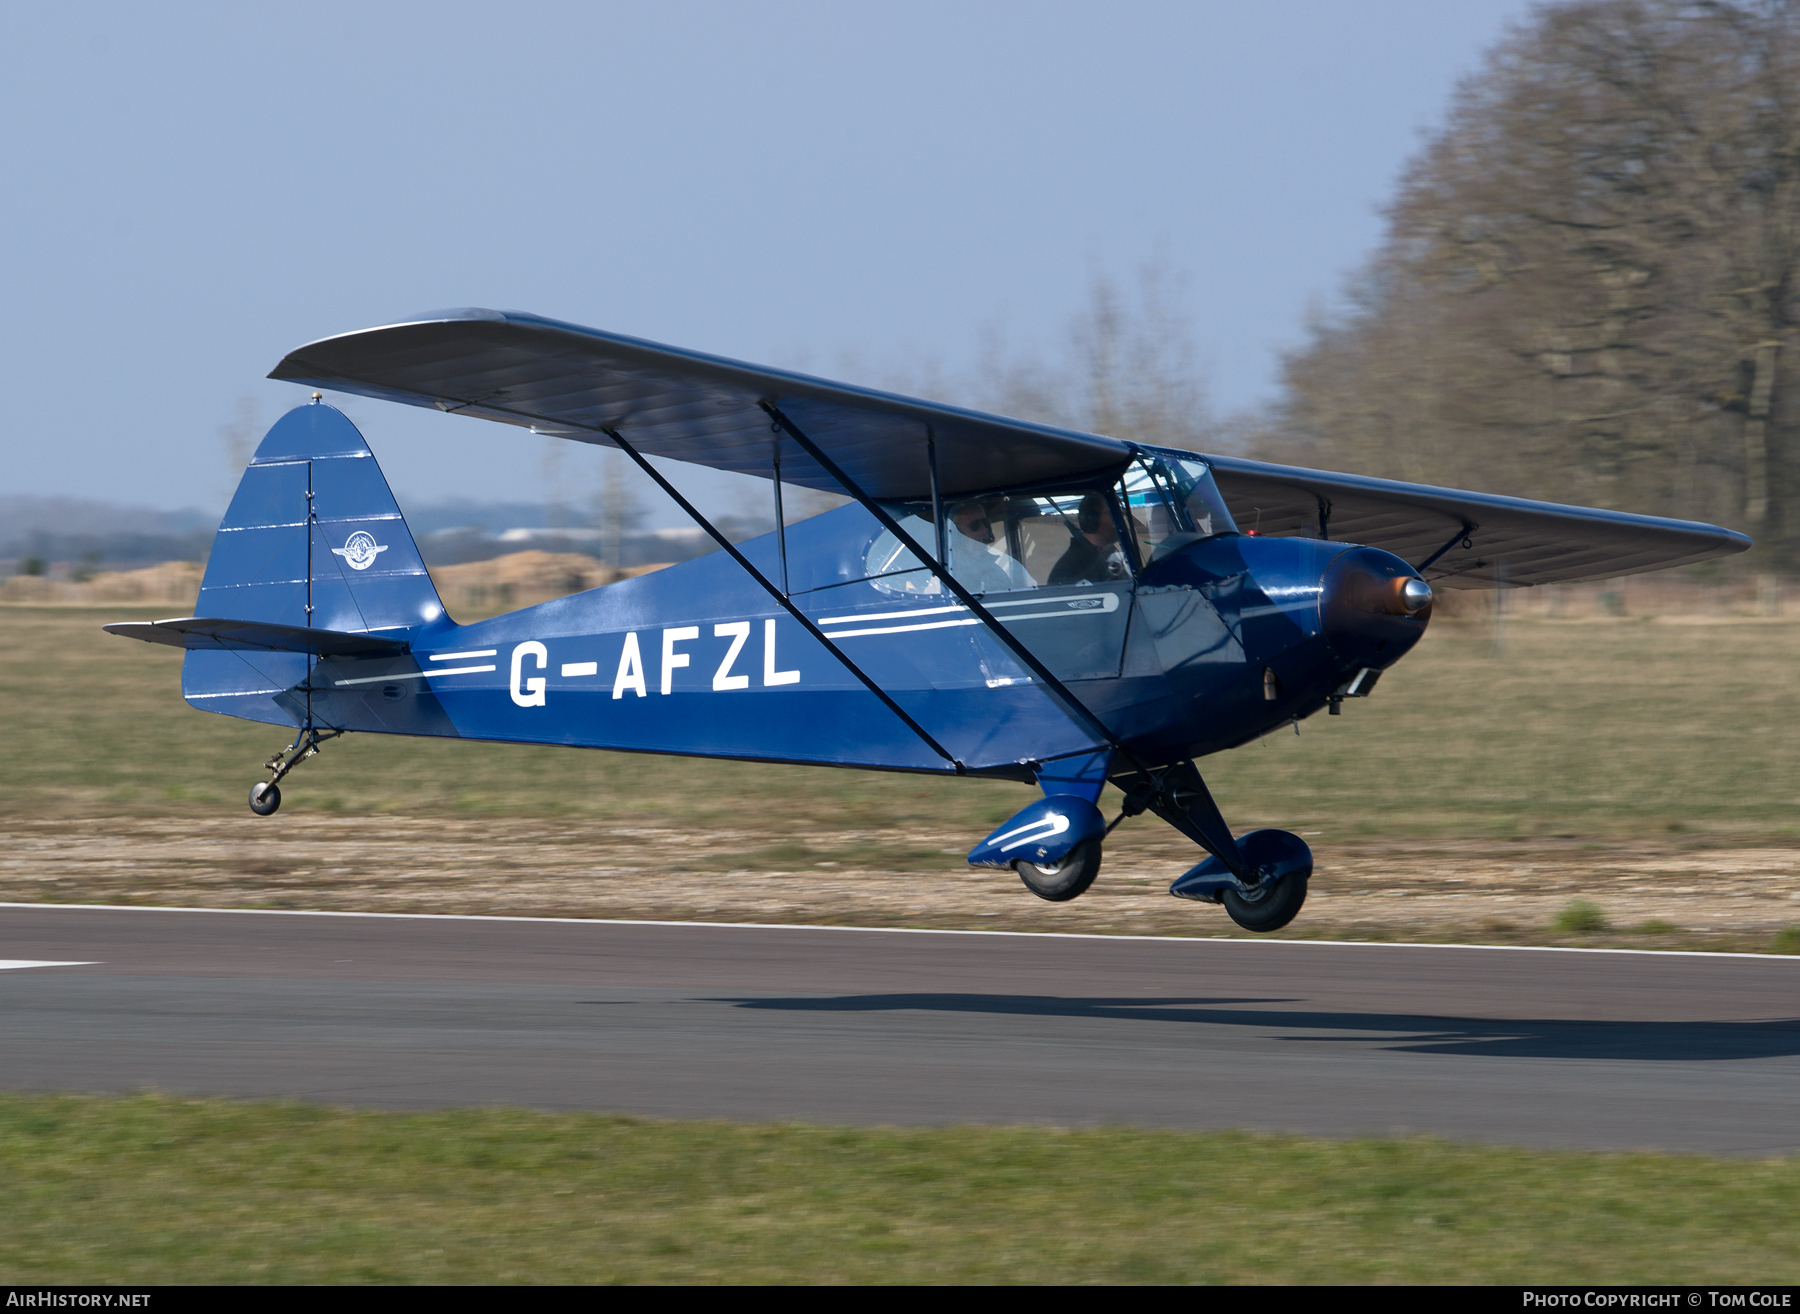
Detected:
[
  {"left": 247, "top": 726, "right": 343, "bottom": 817},
  {"left": 1110, "top": 762, "right": 1313, "bottom": 932},
  {"left": 981, "top": 759, "right": 1312, "bottom": 931},
  {"left": 1013, "top": 840, "right": 1104, "bottom": 902}
]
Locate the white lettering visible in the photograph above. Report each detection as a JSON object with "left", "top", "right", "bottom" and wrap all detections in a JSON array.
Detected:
[
  {"left": 763, "top": 617, "right": 799, "bottom": 686},
  {"left": 661, "top": 626, "right": 699, "bottom": 695},
  {"left": 560, "top": 661, "right": 598, "bottom": 678},
  {"left": 509, "top": 641, "right": 547, "bottom": 707},
  {"left": 712, "top": 621, "right": 751, "bottom": 691},
  {"left": 612, "top": 632, "right": 646, "bottom": 699}
]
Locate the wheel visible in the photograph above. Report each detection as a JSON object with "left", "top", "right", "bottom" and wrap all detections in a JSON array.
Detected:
[
  {"left": 1015, "top": 839, "right": 1102, "bottom": 902},
  {"left": 1221, "top": 872, "right": 1307, "bottom": 932},
  {"left": 1215, "top": 829, "right": 1311, "bottom": 932},
  {"left": 249, "top": 782, "right": 281, "bottom": 817}
]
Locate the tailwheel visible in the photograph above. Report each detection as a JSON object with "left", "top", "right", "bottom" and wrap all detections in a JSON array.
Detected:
[
  {"left": 246, "top": 726, "right": 342, "bottom": 817},
  {"left": 1015, "top": 839, "right": 1103, "bottom": 902}
]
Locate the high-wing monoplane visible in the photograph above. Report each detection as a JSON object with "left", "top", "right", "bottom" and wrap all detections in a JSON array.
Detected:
[{"left": 107, "top": 309, "right": 1751, "bottom": 931}]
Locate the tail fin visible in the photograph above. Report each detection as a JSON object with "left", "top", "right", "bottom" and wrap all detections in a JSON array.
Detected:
[
  {"left": 198, "top": 400, "right": 444, "bottom": 634},
  {"left": 181, "top": 401, "right": 444, "bottom": 725}
]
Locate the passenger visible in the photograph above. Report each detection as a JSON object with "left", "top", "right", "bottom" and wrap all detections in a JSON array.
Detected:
[
  {"left": 948, "top": 501, "right": 1032, "bottom": 594},
  {"left": 1049, "top": 492, "right": 1128, "bottom": 585}
]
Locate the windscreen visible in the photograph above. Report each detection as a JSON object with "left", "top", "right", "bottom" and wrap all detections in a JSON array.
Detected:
[{"left": 1120, "top": 454, "right": 1237, "bottom": 564}]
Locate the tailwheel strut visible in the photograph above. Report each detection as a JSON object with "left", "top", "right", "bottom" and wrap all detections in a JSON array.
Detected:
[{"left": 249, "top": 726, "right": 344, "bottom": 817}]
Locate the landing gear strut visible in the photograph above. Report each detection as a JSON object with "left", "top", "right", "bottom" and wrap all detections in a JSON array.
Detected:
[
  {"left": 248, "top": 726, "right": 342, "bottom": 817},
  {"left": 1114, "top": 761, "right": 1312, "bottom": 932}
]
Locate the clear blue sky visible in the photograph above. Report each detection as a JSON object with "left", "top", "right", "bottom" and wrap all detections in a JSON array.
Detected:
[{"left": 1, "top": 1, "right": 1528, "bottom": 518}]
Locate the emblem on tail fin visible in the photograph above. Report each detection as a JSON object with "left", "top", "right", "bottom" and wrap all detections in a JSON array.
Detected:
[{"left": 332, "top": 531, "right": 388, "bottom": 571}]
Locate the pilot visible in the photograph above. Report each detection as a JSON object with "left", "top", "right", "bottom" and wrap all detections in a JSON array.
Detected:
[
  {"left": 948, "top": 501, "right": 1031, "bottom": 594},
  {"left": 1049, "top": 492, "right": 1128, "bottom": 585}
]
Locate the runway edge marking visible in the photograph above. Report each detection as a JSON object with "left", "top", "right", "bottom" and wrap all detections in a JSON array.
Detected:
[{"left": 1, "top": 903, "right": 1797, "bottom": 962}]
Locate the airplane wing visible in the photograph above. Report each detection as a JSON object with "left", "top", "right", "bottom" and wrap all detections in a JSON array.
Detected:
[
  {"left": 269, "top": 308, "right": 1132, "bottom": 500},
  {"left": 1203, "top": 455, "right": 1750, "bottom": 588},
  {"left": 270, "top": 308, "right": 1749, "bottom": 587}
]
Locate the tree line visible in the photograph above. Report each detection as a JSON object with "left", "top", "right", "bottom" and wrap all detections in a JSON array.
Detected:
[{"left": 1254, "top": 0, "right": 1800, "bottom": 569}]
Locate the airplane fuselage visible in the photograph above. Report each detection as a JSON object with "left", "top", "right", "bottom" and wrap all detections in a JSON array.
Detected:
[{"left": 186, "top": 492, "right": 1430, "bottom": 780}]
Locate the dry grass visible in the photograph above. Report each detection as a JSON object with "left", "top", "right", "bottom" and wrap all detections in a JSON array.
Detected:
[{"left": 5, "top": 603, "right": 1799, "bottom": 949}]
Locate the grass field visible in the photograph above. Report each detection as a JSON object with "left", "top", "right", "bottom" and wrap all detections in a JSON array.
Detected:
[
  {"left": 6, "top": 604, "right": 1800, "bottom": 949},
  {"left": 10, "top": 602, "right": 1800, "bottom": 837},
  {"left": 3, "top": 1095, "right": 1796, "bottom": 1285},
  {"left": 6, "top": 613, "right": 1800, "bottom": 1286}
]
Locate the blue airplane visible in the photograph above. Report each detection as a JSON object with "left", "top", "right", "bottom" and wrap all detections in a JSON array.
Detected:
[{"left": 106, "top": 309, "right": 1750, "bottom": 931}]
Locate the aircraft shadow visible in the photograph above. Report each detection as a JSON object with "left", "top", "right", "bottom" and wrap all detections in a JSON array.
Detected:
[{"left": 710, "top": 994, "right": 1800, "bottom": 1062}]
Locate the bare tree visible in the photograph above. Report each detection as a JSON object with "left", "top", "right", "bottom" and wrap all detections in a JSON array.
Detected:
[
  {"left": 935, "top": 263, "right": 1219, "bottom": 453},
  {"left": 215, "top": 396, "right": 260, "bottom": 508},
  {"left": 1262, "top": 0, "right": 1800, "bottom": 565}
]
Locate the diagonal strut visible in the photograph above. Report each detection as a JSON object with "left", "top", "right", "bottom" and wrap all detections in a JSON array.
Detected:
[{"left": 601, "top": 425, "right": 965, "bottom": 773}]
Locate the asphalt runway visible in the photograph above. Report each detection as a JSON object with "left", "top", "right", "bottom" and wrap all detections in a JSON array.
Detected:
[{"left": 2, "top": 904, "right": 1797, "bottom": 1154}]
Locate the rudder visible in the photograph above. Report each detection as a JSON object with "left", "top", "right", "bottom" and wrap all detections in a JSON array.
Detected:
[{"left": 183, "top": 400, "right": 445, "bottom": 724}]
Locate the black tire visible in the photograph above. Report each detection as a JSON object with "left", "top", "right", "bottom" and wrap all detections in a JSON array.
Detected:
[
  {"left": 249, "top": 782, "right": 281, "bottom": 817},
  {"left": 1014, "top": 839, "right": 1102, "bottom": 902},
  {"left": 1221, "top": 872, "right": 1307, "bottom": 932}
]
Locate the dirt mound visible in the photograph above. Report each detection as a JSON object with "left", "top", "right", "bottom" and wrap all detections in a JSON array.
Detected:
[
  {"left": 430, "top": 551, "right": 669, "bottom": 612},
  {"left": 0, "top": 560, "right": 203, "bottom": 606}
]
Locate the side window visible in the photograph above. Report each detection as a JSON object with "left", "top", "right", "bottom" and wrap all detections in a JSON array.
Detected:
[
  {"left": 864, "top": 491, "right": 1133, "bottom": 596},
  {"left": 864, "top": 514, "right": 939, "bottom": 594},
  {"left": 864, "top": 502, "right": 1038, "bottom": 597},
  {"left": 944, "top": 499, "right": 1036, "bottom": 595},
  {"left": 1011, "top": 492, "right": 1129, "bottom": 587}
]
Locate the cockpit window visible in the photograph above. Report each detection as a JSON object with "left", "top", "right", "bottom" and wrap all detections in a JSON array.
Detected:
[
  {"left": 1172, "top": 459, "right": 1236, "bottom": 538},
  {"left": 863, "top": 514, "right": 940, "bottom": 594},
  {"left": 1119, "top": 454, "right": 1237, "bottom": 564},
  {"left": 865, "top": 490, "right": 1132, "bottom": 596},
  {"left": 862, "top": 459, "right": 1233, "bottom": 594},
  {"left": 1017, "top": 491, "right": 1131, "bottom": 586}
]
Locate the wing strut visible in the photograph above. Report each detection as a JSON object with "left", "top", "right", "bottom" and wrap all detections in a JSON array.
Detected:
[
  {"left": 771, "top": 437, "right": 790, "bottom": 595},
  {"left": 1415, "top": 523, "right": 1476, "bottom": 574},
  {"left": 601, "top": 425, "right": 965, "bottom": 774},
  {"left": 761, "top": 402, "right": 1144, "bottom": 773}
]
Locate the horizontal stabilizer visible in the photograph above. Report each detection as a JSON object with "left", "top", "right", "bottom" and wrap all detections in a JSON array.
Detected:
[{"left": 104, "top": 617, "right": 409, "bottom": 656}]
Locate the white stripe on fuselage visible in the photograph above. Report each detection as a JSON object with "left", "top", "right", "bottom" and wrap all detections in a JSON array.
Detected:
[
  {"left": 816, "top": 592, "right": 1118, "bottom": 638},
  {"left": 334, "top": 665, "right": 495, "bottom": 686},
  {"left": 822, "top": 617, "right": 984, "bottom": 639}
]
